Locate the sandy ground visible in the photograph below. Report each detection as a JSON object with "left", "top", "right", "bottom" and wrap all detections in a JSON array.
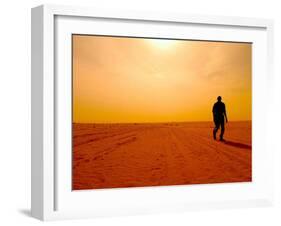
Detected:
[{"left": 72, "top": 121, "right": 251, "bottom": 190}]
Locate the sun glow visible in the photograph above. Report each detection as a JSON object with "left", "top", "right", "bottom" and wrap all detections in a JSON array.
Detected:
[{"left": 148, "top": 39, "right": 176, "bottom": 49}]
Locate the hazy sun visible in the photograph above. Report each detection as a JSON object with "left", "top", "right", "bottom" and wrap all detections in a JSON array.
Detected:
[{"left": 148, "top": 39, "right": 176, "bottom": 49}]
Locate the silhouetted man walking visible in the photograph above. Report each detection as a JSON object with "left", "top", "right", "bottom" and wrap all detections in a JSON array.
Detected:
[{"left": 212, "top": 96, "right": 228, "bottom": 141}]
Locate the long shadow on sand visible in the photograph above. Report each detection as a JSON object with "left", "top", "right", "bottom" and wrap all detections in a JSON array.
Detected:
[{"left": 223, "top": 140, "right": 252, "bottom": 150}]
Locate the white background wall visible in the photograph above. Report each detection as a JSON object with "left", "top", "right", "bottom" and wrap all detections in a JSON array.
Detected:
[{"left": 0, "top": 0, "right": 280, "bottom": 225}]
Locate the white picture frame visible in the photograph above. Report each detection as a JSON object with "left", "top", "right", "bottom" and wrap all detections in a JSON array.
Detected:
[{"left": 31, "top": 4, "right": 274, "bottom": 221}]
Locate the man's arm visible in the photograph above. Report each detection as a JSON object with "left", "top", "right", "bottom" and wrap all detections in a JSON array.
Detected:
[
  {"left": 224, "top": 104, "right": 228, "bottom": 123},
  {"left": 212, "top": 104, "right": 215, "bottom": 121}
]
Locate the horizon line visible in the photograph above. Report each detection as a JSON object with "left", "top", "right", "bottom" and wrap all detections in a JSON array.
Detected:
[{"left": 73, "top": 120, "right": 252, "bottom": 124}]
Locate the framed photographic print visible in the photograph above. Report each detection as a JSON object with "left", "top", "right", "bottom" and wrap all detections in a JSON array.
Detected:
[{"left": 31, "top": 4, "right": 274, "bottom": 221}]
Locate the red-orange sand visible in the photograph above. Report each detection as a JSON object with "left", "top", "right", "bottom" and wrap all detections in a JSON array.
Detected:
[{"left": 72, "top": 121, "right": 251, "bottom": 190}]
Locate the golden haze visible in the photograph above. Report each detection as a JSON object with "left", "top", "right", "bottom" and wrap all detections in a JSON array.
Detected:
[{"left": 73, "top": 35, "right": 251, "bottom": 123}]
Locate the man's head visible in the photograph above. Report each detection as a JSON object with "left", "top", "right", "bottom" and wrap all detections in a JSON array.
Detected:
[{"left": 217, "top": 96, "right": 222, "bottom": 102}]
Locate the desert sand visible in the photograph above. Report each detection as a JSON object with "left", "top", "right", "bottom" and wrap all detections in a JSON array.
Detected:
[{"left": 72, "top": 121, "right": 251, "bottom": 190}]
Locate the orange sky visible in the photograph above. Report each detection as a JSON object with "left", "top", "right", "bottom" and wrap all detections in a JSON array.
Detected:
[{"left": 73, "top": 35, "right": 251, "bottom": 123}]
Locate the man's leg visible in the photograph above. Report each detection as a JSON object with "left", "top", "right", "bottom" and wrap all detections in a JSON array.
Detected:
[
  {"left": 219, "top": 120, "right": 225, "bottom": 141},
  {"left": 213, "top": 121, "right": 219, "bottom": 140}
]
